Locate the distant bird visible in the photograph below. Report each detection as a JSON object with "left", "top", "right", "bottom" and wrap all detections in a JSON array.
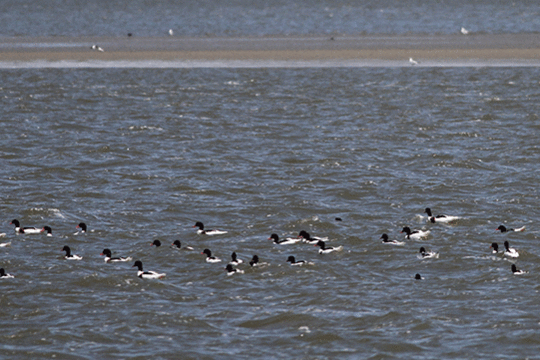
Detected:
[
  {"left": 401, "top": 226, "right": 430, "bottom": 240},
  {"left": 269, "top": 233, "right": 301, "bottom": 245},
  {"left": 132, "top": 260, "right": 166, "bottom": 279},
  {"left": 314, "top": 240, "right": 343, "bottom": 254},
  {"left": 225, "top": 264, "right": 244, "bottom": 276},
  {"left": 101, "top": 248, "right": 132, "bottom": 263},
  {"left": 415, "top": 273, "right": 423, "bottom": 280},
  {"left": 503, "top": 241, "right": 519, "bottom": 258},
  {"left": 76, "top": 222, "right": 87, "bottom": 233},
  {"left": 424, "top": 208, "right": 459, "bottom": 223},
  {"left": 91, "top": 44, "right": 104, "bottom": 52},
  {"left": 418, "top": 247, "right": 439, "bottom": 259},
  {"left": 10, "top": 219, "right": 41, "bottom": 234},
  {"left": 41, "top": 226, "right": 53, "bottom": 237},
  {"left": 151, "top": 240, "right": 162, "bottom": 247},
  {"left": 490, "top": 242, "right": 500, "bottom": 254},
  {"left": 0, "top": 242, "right": 11, "bottom": 247},
  {"left": 229, "top": 252, "right": 243, "bottom": 265},
  {"left": 460, "top": 27, "right": 469, "bottom": 35},
  {"left": 168, "top": 29, "right": 174, "bottom": 36},
  {"left": 380, "top": 233, "right": 405, "bottom": 246},
  {"left": 0, "top": 268, "right": 14, "bottom": 279},
  {"left": 511, "top": 264, "right": 527, "bottom": 275},
  {"left": 171, "top": 240, "right": 193, "bottom": 250},
  {"left": 409, "top": 57, "right": 419, "bottom": 65},
  {"left": 202, "top": 249, "right": 221, "bottom": 263},
  {"left": 249, "top": 255, "right": 259, "bottom": 267},
  {"left": 286, "top": 255, "right": 306, "bottom": 266},
  {"left": 193, "top": 222, "right": 228, "bottom": 235},
  {"left": 496, "top": 225, "right": 525, "bottom": 233},
  {"left": 298, "top": 230, "right": 327, "bottom": 244},
  {"left": 62, "top": 246, "right": 82, "bottom": 260}
]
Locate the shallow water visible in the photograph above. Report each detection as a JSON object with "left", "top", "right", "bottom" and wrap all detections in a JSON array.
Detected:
[{"left": 1, "top": 67, "right": 540, "bottom": 358}]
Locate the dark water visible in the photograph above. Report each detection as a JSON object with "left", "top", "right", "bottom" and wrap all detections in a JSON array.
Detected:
[
  {"left": 1, "top": 67, "right": 540, "bottom": 359},
  {"left": 1, "top": 0, "right": 539, "bottom": 37}
]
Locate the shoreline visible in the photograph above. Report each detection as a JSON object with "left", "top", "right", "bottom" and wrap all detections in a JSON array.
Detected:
[{"left": 1, "top": 34, "right": 540, "bottom": 65}]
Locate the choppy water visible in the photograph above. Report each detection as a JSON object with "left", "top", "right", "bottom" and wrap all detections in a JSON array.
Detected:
[
  {"left": 1, "top": 0, "right": 540, "bottom": 37},
  {"left": 1, "top": 67, "right": 540, "bottom": 359}
]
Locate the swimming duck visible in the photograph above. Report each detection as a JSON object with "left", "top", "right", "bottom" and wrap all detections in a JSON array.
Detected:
[
  {"left": 151, "top": 239, "right": 162, "bottom": 247},
  {"left": 76, "top": 223, "right": 87, "bottom": 233},
  {"left": 314, "top": 240, "right": 343, "bottom": 254},
  {"left": 503, "top": 241, "right": 519, "bottom": 258},
  {"left": 41, "top": 226, "right": 53, "bottom": 237},
  {"left": 193, "top": 222, "right": 228, "bottom": 235},
  {"left": 225, "top": 264, "right": 244, "bottom": 276},
  {"left": 132, "top": 260, "right": 166, "bottom": 279},
  {"left": 418, "top": 247, "right": 439, "bottom": 259},
  {"left": 380, "top": 233, "right": 405, "bottom": 245},
  {"left": 401, "top": 227, "right": 430, "bottom": 240},
  {"left": 511, "top": 264, "right": 527, "bottom": 275},
  {"left": 496, "top": 225, "right": 526, "bottom": 233},
  {"left": 10, "top": 219, "right": 41, "bottom": 234},
  {"left": 286, "top": 255, "right": 306, "bottom": 266},
  {"left": 202, "top": 249, "right": 221, "bottom": 263},
  {"left": 171, "top": 240, "right": 194, "bottom": 250},
  {"left": 229, "top": 252, "right": 243, "bottom": 265},
  {"left": 101, "top": 248, "right": 132, "bottom": 263},
  {"left": 490, "top": 242, "right": 500, "bottom": 254},
  {"left": 0, "top": 268, "right": 14, "bottom": 278},
  {"left": 62, "top": 246, "right": 82, "bottom": 260},
  {"left": 249, "top": 255, "right": 259, "bottom": 267},
  {"left": 298, "top": 230, "right": 327, "bottom": 244},
  {"left": 269, "top": 233, "right": 301, "bottom": 245},
  {"left": 424, "top": 208, "right": 459, "bottom": 223}
]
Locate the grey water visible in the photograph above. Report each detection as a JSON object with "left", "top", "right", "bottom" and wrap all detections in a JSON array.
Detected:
[{"left": 2, "top": 1, "right": 540, "bottom": 359}]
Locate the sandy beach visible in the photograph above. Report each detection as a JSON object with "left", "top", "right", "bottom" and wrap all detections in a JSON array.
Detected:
[{"left": 1, "top": 34, "right": 539, "bottom": 64}]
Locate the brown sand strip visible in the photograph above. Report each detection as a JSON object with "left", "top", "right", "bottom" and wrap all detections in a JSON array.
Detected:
[{"left": 0, "top": 34, "right": 539, "bottom": 62}]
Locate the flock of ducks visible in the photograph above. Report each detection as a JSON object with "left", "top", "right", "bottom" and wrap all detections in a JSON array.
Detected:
[
  {"left": 1, "top": 208, "right": 527, "bottom": 280},
  {"left": 0, "top": 218, "right": 345, "bottom": 279},
  {"left": 379, "top": 208, "right": 527, "bottom": 279}
]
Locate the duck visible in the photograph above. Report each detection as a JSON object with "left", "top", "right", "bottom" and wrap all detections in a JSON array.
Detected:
[
  {"left": 511, "top": 264, "right": 527, "bottom": 275},
  {"left": 503, "top": 241, "right": 519, "bottom": 258},
  {"left": 132, "top": 260, "right": 166, "bottom": 279},
  {"left": 490, "top": 242, "right": 500, "bottom": 254},
  {"left": 249, "top": 255, "right": 260, "bottom": 267},
  {"left": 171, "top": 240, "right": 194, "bottom": 250},
  {"left": 0, "top": 233, "right": 6, "bottom": 237},
  {"left": 151, "top": 239, "right": 162, "bottom": 247},
  {"left": 202, "top": 249, "right": 221, "bottom": 263},
  {"left": 314, "top": 240, "right": 343, "bottom": 254},
  {"left": 298, "top": 230, "right": 327, "bottom": 244},
  {"left": 401, "top": 226, "right": 430, "bottom": 240},
  {"left": 268, "top": 233, "right": 301, "bottom": 245},
  {"left": 229, "top": 252, "right": 243, "bottom": 265},
  {"left": 193, "top": 222, "right": 228, "bottom": 235},
  {"left": 424, "top": 208, "right": 459, "bottom": 223},
  {"left": 380, "top": 233, "right": 405, "bottom": 245},
  {"left": 0, "top": 268, "right": 14, "bottom": 278},
  {"left": 41, "top": 226, "right": 53, "bottom": 237},
  {"left": 100, "top": 248, "right": 132, "bottom": 263},
  {"left": 418, "top": 247, "right": 439, "bottom": 259},
  {"left": 76, "top": 222, "right": 87, "bottom": 233},
  {"left": 225, "top": 264, "right": 244, "bottom": 276},
  {"left": 10, "top": 219, "right": 41, "bottom": 234},
  {"left": 0, "top": 242, "right": 11, "bottom": 247},
  {"left": 62, "top": 246, "right": 82, "bottom": 260},
  {"left": 496, "top": 225, "right": 526, "bottom": 233},
  {"left": 286, "top": 255, "right": 306, "bottom": 266},
  {"left": 225, "top": 264, "right": 244, "bottom": 275},
  {"left": 414, "top": 273, "right": 423, "bottom": 280}
]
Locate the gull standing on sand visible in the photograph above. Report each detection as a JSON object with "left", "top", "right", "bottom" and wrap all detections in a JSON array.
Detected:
[
  {"left": 91, "top": 44, "right": 104, "bottom": 52},
  {"left": 460, "top": 27, "right": 469, "bottom": 35},
  {"left": 409, "top": 57, "right": 419, "bottom": 65},
  {"left": 169, "top": 29, "right": 174, "bottom": 36}
]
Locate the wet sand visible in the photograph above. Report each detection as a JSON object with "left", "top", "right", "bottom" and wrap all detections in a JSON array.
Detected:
[{"left": 1, "top": 34, "right": 539, "bottom": 64}]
